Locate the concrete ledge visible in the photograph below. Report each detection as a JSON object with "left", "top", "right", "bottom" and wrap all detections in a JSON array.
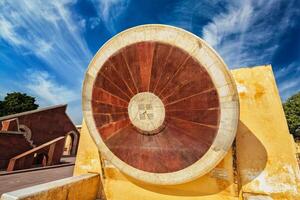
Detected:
[{"left": 1, "top": 173, "right": 100, "bottom": 200}]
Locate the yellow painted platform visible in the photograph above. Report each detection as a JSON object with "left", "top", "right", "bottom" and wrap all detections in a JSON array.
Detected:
[{"left": 74, "top": 65, "right": 300, "bottom": 200}]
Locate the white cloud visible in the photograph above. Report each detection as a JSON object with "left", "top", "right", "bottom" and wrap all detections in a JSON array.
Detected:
[
  {"left": 89, "top": 17, "right": 101, "bottom": 29},
  {"left": 78, "top": 18, "right": 86, "bottom": 29},
  {"left": 25, "top": 70, "right": 78, "bottom": 106},
  {"left": 91, "top": 0, "right": 130, "bottom": 33},
  {"left": 162, "top": 1, "right": 221, "bottom": 31},
  {"left": 0, "top": 16, "right": 25, "bottom": 45},
  {"left": 0, "top": 0, "right": 92, "bottom": 84},
  {"left": 275, "top": 62, "right": 300, "bottom": 101},
  {"left": 278, "top": 80, "right": 300, "bottom": 101},
  {"left": 199, "top": 0, "right": 300, "bottom": 100},
  {"left": 203, "top": 1, "right": 253, "bottom": 47},
  {"left": 275, "top": 62, "right": 300, "bottom": 80},
  {"left": 163, "top": 0, "right": 298, "bottom": 68},
  {"left": 24, "top": 69, "right": 82, "bottom": 123},
  {"left": 279, "top": 81, "right": 299, "bottom": 94},
  {"left": 201, "top": 0, "right": 299, "bottom": 69}
]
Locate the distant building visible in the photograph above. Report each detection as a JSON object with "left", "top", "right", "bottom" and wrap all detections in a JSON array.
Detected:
[{"left": 0, "top": 105, "right": 79, "bottom": 171}]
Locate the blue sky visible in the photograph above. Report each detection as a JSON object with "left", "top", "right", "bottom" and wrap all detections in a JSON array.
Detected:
[{"left": 0, "top": 0, "right": 299, "bottom": 124}]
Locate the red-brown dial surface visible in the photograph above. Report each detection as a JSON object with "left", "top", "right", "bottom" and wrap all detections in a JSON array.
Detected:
[{"left": 92, "top": 41, "right": 220, "bottom": 173}]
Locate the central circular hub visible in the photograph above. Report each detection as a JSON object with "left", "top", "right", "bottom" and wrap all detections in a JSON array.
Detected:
[{"left": 128, "top": 92, "right": 165, "bottom": 135}]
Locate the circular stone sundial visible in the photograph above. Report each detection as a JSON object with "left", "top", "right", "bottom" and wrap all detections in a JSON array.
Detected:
[{"left": 82, "top": 24, "right": 239, "bottom": 185}]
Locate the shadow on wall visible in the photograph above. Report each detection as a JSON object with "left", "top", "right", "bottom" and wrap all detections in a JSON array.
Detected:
[
  {"left": 235, "top": 121, "right": 268, "bottom": 188},
  {"left": 117, "top": 120, "right": 268, "bottom": 197},
  {"left": 123, "top": 170, "right": 233, "bottom": 197}
]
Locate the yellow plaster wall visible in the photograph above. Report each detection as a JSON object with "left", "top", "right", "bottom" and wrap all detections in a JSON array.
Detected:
[
  {"left": 294, "top": 139, "right": 300, "bottom": 163},
  {"left": 74, "top": 65, "right": 300, "bottom": 200},
  {"left": 74, "top": 120, "right": 102, "bottom": 176},
  {"left": 63, "top": 134, "right": 72, "bottom": 155},
  {"left": 231, "top": 65, "right": 300, "bottom": 199}
]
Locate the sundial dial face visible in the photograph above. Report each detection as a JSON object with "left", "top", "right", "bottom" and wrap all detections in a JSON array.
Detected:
[
  {"left": 90, "top": 40, "right": 221, "bottom": 174},
  {"left": 83, "top": 25, "right": 239, "bottom": 185}
]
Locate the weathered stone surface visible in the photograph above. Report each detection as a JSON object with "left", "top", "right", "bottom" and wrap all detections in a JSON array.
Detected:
[{"left": 232, "top": 65, "right": 300, "bottom": 199}]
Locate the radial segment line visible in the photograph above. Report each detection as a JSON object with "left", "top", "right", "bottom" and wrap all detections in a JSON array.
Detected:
[
  {"left": 152, "top": 46, "right": 174, "bottom": 93},
  {"left": 92, "top": 99, "right": 128, "bottom": 108},
  {"left": 99, "top": 71, "right": 132, "bottom": 100},
  {"left": 164, "top": 87, "right": 215, "bottom": 106},
  {"left": 168, "top": 116, "right": 218, "bottom": 129},
  {"left": 94, "top": 86, "right": 130, "bottom": 104},
  {"left": 166, "top": 107, "right": 219, "bottom": 112},
  {"left": 157, "top": 54, "right": 191, "bottom": 96},
  {"left": 147, "top": 43, "right": 156, "bottom": 91},
  {"left": 121, "top": 51, "right": 139, "bottom": 93},
  {"left": 108, "top": 59, "right": 135, "bottom": 96},
  {"left": 104, "top": 121, "right": 132, "bottom": 141}
]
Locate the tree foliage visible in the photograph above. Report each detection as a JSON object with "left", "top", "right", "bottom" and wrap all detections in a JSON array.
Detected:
[
  {"left": 283, "top": 91, "right": 300, "bottom": 137},
  {"left": 0, "top": 92, "right": 39, "bottom": 117}
]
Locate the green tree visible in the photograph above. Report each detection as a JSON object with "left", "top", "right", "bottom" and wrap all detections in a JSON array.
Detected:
[
  {"left": 283, "top": 91, "right": 300, "bottom": 137},
  {"left": 0, "top": 92, "right": 39, "bottom": 117},
  {"left": 0, "top": 100, "right": 4, "bottom": 117}
]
